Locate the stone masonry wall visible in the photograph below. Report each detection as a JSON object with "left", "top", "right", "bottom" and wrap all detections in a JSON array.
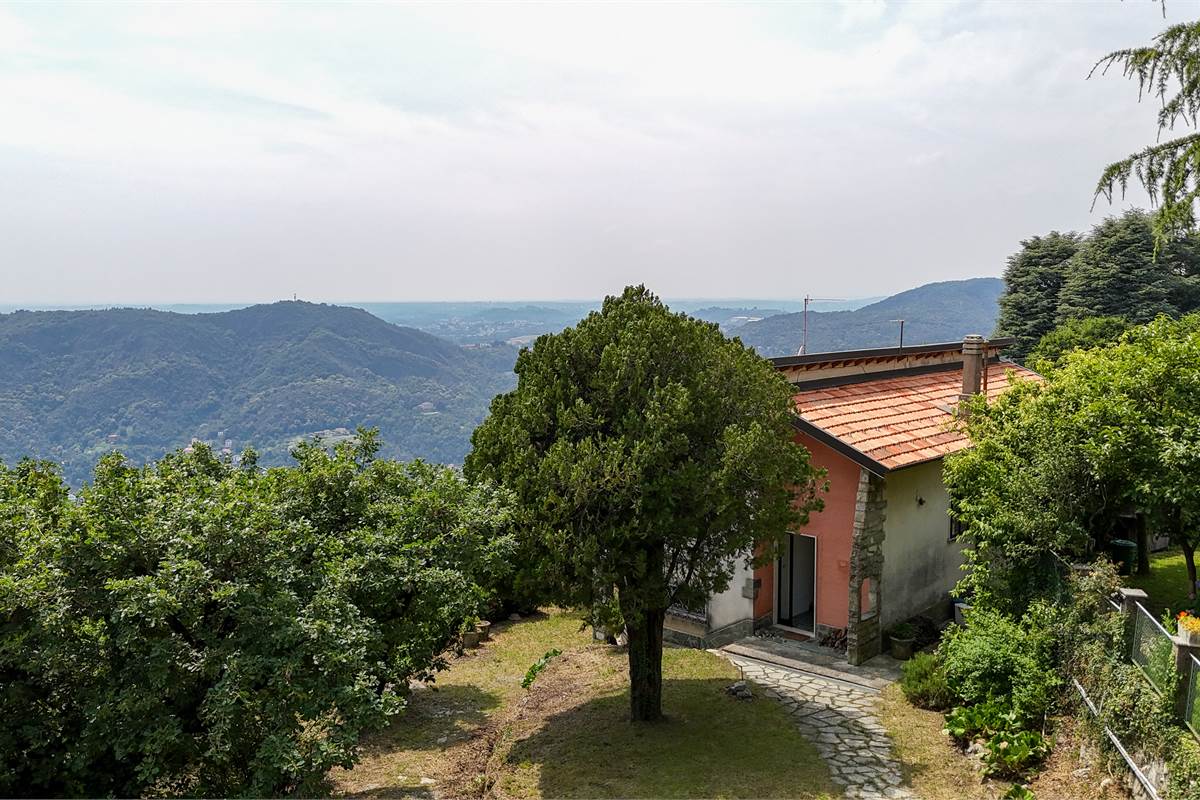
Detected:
[{"left": 847, "top": 468, "right": 887, "bottom": 666}]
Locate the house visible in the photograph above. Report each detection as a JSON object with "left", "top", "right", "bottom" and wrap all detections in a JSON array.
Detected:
[{"left": 664, "top": 335, "right": 1041, "bottom": 664}]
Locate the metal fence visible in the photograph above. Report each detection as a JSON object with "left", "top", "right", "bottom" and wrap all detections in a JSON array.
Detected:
[
  {"left": 1131, "top": 601, "right": 1175, "bottom": 694},
  {"left": 1187, "top": 654, "right": 1200, "bottom": 741}
]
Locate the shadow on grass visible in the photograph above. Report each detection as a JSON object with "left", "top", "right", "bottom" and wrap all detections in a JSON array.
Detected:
[
  {"left": 500, "top": 677, "right": 836, "bottom": 799},
  {"left": 358, "top": 683, "right": 503, "bottom": 757},
  {"left": 334, "top": 782, "right": 436, "bottom": 799}
]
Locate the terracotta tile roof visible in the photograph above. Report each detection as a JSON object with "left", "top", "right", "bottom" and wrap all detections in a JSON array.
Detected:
[{"left": 792, "top": 362, "right": 1042, "bottom": 471}]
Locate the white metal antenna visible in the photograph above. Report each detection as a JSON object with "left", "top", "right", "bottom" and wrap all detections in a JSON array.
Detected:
[{"left": 798, "top": 295, "right": 847, "bottom": 355}]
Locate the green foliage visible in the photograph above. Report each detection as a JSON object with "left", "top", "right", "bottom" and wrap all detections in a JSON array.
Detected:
[
  {"left": 1028, "top": 316, "right": 1130, "bottom": 373},
  {"left": 1003, "top": 784, "right": 1036, "bottom": 800},
  {"left": 938, "top": 607, "right": 1060, "bottom": 725},
  {"left": 899, "top": 652, "right": 954, "bottom": 711},
  {"left": 466, "top": 286, "right": 826, "bottom": 720},
  {"left": 0, "top": 433, "right": 515, "bottom": 797},
  {"left": 995, "top": 212, "right": 1200, "bottom": 362},
  {"left": 521, "top": 649, "right": 562, "bottom": 689},
  {"left": 982, "top": 729, "right": 1051, "bottom": 779},
  {"left": 1057, "top": 211, "right": 1200, "bottom": 323},
  {"left": 996, "top": 232, "right": 1080, "bottom": 359},
  {"left": 1092, "top": 21, "right": 1200, "bottom": 248},
  {"left": 943, "top": 701, "right": 1015, "bottom": 743},
  {"left": 948, "top": 313, "right": 1200, "bottom": 610},
  {"left": 0, "top": 301, "right": 519, "bottom": 488},
  {"left": 1167, "top": 732, "right": 1200, "bottom": 800}
]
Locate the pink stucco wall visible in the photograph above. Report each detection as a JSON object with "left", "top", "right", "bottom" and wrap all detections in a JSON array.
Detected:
[{"left": 755, "top": 432, "right": 860, "bottom": 630}]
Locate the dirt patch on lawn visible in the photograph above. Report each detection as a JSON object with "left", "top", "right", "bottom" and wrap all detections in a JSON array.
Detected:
[
  {"left": 1027, "top": 716, "right": 1131, "bottom": 800},
  {"left": 444, "top": 648, "right": 623, "bottom": 798}
]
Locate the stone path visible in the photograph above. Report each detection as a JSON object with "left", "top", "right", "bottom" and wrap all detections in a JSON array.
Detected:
[{"left": 724, "top": 654, "right": 913, "bottom": 800}]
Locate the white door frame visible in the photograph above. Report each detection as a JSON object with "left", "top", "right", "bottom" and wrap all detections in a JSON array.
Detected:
[{"left": 773, "top": 532, "right": 818, "bottom": 636}]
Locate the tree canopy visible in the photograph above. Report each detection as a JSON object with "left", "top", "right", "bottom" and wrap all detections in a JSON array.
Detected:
[
  {"left": 947, "top": 314, "right": 1200, "bottom": 612},
  {"left": 1093, "top": 20, "right": 1200, "bottom": 248},
  {"left": 465, "top": 286, "right": 825, "bottom": 721},
  {"left": 0, "top": 432, "right": 514, "bottom": 797},
  {"left": 995, "top": 210, "right": 1200, "bottom": 359}
]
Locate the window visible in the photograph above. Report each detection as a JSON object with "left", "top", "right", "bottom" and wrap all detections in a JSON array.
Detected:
[{"left": 949, "top": 516, "right": 967, "bottom": 542}]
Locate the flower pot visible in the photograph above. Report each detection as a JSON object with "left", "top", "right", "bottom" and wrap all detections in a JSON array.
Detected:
[
  {"left": 1183, "top": 627, "right": 1200, "bottom": 647},
  {"left": 475, "top": 620, "right": 492, "bottom": 641},
  {"left": 891, "top": 636, "right": 915, "bottom": 661},
  {"left": 462, "top": 630, "right": 481, "bottom": 648},
  {"left": 954, "top": 602, "right": 972, "bottom": 627}
]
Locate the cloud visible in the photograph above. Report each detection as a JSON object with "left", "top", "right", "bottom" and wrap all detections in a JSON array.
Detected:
[
  {"left": 839, "top": 0, "right": 887, "bottom": 30},
  {"left": 0, "top": 1, "right": 1179, "bottom": 303}
]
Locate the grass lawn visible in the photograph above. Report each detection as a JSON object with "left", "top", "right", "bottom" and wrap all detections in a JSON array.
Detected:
[
  {"left": 1126, "top": 549, "right": 1194, "bottom": 612},
  {"left": 331, "top": 609, "right": 838, "bottom": 799},
  {"left": 879, "top": 685, "right": 1130, "bottom": 800}
]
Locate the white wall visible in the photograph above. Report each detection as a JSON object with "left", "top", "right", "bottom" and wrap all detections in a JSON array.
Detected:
[
  {"left": 880, "top": 460, "right": 965, "bottom": 627},
  {"left": 707, "top": 556, "right": 756, "bottom": 632}
]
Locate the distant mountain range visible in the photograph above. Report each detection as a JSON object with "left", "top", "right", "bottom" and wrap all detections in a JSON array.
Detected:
[
  {"left": 0, "top": 302, "right": 516, "bottom": 487},
  {"left": 733, "top": 278, "right": 1005, "bottom": 356},
  {"left": 0, "top": 279, "right": 1003, "bottom": 485}
]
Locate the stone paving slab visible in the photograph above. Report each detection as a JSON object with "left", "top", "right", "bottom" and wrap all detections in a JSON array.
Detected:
[
  {"left": 723, "top": 635, "right": 901, "bottom": 691},
  {"left": 721, "top": 652, "right": 914, "bottom": 800}
]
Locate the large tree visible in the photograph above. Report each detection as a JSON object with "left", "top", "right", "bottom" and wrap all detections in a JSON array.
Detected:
[
  {"left": 946, "top": 314, "right": 1200, "bottom": 610},
  {"left": 465, "top": 286, "right": 824, "bottom": 721},
  {"left": 1056, "top": 210, "right": 1191, "bottom": 323},
  {"left": 995, "top": 231, "right": 1079, "bottom": 359}
]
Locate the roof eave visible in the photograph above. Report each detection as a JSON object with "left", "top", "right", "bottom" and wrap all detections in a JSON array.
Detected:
[
  {"left": 789, "top": 415, "right": 890, "bottom": 477},
  {"left": 770, "top": 336, "right": 1017, "bottom": 369}
]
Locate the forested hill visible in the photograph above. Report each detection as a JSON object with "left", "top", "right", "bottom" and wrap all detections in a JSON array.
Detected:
[
  {"left": 734, "top": 277, "right": 1004, "bottom": 356},
  {"left": 0, "top": 301, "right": 517, "bottom": 486}
]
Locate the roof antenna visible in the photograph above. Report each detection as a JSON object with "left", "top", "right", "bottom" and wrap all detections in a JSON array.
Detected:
[
  {"left": 890, "top": 319, "right": 905, "bottom": 352},
  {"left": 798, "top": 294, "right": 846, "bottom": 355}
]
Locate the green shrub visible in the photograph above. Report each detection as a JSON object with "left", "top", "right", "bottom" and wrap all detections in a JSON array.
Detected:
[
  {"left": 900, "top": 652, "right": 954, "bottom": 710},
  {"left": 0, "top": 435, "right": 516, "bottom": 797},
  {"left": 1167, "top": 731, "right": 1200, "bottom": 800},
  {"left": 1003, "top": 783, "right": 1036, "bottom": 799},
  {"left": 983, "top": 728, "right": 1052, "bottom": 779},
  {"left": 938, "top": 606, "right": 1059, "bottom": 723}
]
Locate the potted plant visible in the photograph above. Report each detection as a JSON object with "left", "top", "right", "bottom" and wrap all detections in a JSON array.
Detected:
[
  {"left": 889, "top": 622, "right": 917, "bottom": 660},
  {"left": 461, "top": 618, "right": 482, "bottom": 649},
  {"left": 1179, "top": 611, "right": 1200, "bottom": 646}
]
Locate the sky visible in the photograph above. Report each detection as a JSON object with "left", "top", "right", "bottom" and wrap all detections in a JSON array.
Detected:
[{"left": 0, "top": 1, "right": 1184, "bottom": 304}]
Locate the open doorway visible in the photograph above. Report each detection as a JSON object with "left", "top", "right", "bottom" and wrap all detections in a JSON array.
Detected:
[{"left": 776, "top": 533, "right": 817, "bottom": 635}]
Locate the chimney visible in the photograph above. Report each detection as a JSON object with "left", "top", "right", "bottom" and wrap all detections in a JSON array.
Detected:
[{"left": 960, "top": 334, "right": 986, "bottom": 402}]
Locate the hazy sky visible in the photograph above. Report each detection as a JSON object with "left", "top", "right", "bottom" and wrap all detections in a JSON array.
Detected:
[{"left": 0, "top": 1, "right": 1181, "bottom": 304}]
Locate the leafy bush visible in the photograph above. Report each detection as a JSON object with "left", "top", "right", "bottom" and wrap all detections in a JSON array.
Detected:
[
  {"left": 983, "top": 728, "right": 1052, "bottom": 779},
  {"left": 900, "top": 652, "right": 954, "bottom": 711},
  {"left": 943, "top": 701, "right": 1015, "bottom": 743},
  {"left": 1003, "top": 782, "right": 1036, "bottom": 799},
  {"left": 1167, "top": 731, "right": 1200, "bottom": 800},
  {"left": 0, "top": 433, "right": 515, "bottom": 797},
  {"left": 938, "top": 606, "right": 1059, "bottom": 724}
]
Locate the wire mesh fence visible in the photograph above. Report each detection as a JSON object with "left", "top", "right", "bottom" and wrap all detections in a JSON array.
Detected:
[
  {"left": 1131, "top": 602, "right": 1175, "bottom": 694},
  {"left": 1187, "top": 654, "right": 1200, "bottom": 740}
]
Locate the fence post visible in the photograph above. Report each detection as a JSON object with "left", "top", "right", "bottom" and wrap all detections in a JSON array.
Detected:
[
  {"left": 1119, "top": 587, "right": 1149, "bottom": 657},
  {"left": 1173, "top": 635, "right": 1199, "bottom": 725}
]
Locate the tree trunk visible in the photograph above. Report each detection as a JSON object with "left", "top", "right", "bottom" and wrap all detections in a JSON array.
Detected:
[
  {"left": 625, "top": 606, "right": 665, "bottom": 722},
  {"left": 1136, "top": 514, "right": 1151, "bottom": 576},
  {"left": 1184, "top": 538, "right": 1197, "bottom": 602}
]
